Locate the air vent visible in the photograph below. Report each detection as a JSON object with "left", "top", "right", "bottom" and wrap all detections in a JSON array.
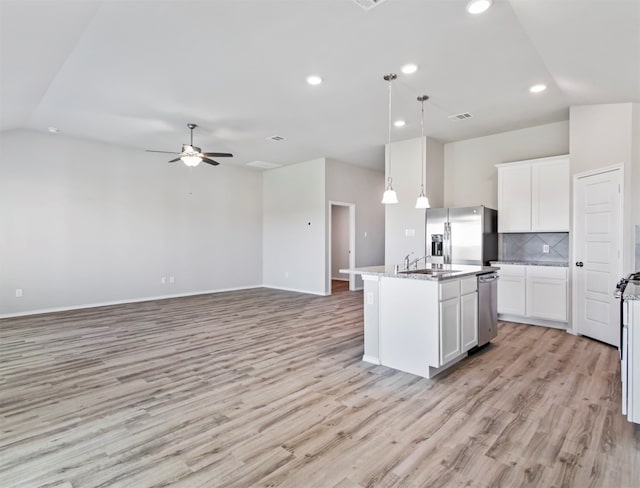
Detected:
[
  {"left": 247, "top": 160, "right": 281, "bottom": 169},
  {"left": 266, "top": 135, "right": 285, "bottom": 142},
  {"left": 448, "top": 112, "right": 473, "bottom": 121},
  {"left": 351, "top": 0, "right": 388, "bottom": 11}
]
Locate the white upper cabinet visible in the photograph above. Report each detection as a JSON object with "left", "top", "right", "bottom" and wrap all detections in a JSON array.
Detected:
[
  {"left": 497, "top": 163, "right": 531, "bottom": 233},
  {"left": 531, "top": 158, "right": 570, "bottom": 231},
  {"left": 497, "top": 155, "right": 569, "bottom": 233}
]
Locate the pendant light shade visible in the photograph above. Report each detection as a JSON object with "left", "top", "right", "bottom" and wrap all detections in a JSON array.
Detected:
[
  {"left": 382, "top": 73, "right": 398, "bottom": 205},
  {"left": 415, "top": 95, "right": 431, "bottom": 209},
  {"left": 415, "top": 193, "right": 430, "bottom": 209},
  {"left": 382, "top": 177, "right": 398, "bottom": 204}
]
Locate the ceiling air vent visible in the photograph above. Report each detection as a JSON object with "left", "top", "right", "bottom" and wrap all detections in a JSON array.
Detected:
[
  {"left": 448, "top": 112, "right": 473, "bottom": 121},
  {"left": 266, "top": 135, "right": 285, "bottom": 142},
  {"left": 351, "top": 0, "right": 388, "bottom": 11}
]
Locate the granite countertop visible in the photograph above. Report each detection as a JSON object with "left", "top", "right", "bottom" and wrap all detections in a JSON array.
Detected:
[
  {"left": 615, "top": 282, "right": 640, "bottom": 301},
  {"left": 490, "top": 260, "right": 568, "bottom": 267},
  {"left": 340, "top": 264, "right": 499, "bottom": 282}
]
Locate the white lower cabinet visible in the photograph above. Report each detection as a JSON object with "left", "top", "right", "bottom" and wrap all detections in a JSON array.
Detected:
[
  {"left": 526, "top": 267, "right": 567, "bottom": 321},
  {"left": 496, "top": 265, "right": 526, "bottom": 315},
  {"left": 495, "top": 264, "right": 568, "bottom": 324},
  {"left": 439, "top": 297, "right": 461, "bottom": 365},
  {"left": 461, "top": 291, "right": 479, "bottom": 352}
]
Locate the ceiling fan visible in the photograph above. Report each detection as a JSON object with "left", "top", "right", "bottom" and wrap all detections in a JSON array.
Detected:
[{"left": 146, "top": 123, "right": 233, "bottom": 167}]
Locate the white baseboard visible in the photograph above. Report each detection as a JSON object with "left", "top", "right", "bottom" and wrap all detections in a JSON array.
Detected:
[
  {"left": 261, "top": 285, "right": 329, "bottom": 297},
  {"left": 362, "top": 354, "right": 381, "bottom": 365},
  {"left": 498, "top": 313, "right": 568, "bottom": 330},
  {"left": 0, "top": 285, "right": 262, "bottom": 319},
  {"left": 331, "top": 277, "right": 349, "bottom": 282}
]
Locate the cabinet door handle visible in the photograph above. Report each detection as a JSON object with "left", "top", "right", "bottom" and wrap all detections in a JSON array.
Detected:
[{"left": 575, "top": 261, "right": 584, "bottom": 267}]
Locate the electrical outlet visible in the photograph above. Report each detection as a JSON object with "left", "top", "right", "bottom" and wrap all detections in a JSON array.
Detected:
[
  {"left": 15, "top": 288, "right": 22, "bottom": 298},
  {"left": 405, "top": 228, "right": 415, "bottom": 237},
  {"left": 169, "top": 276, "right": 175, "bottom": 284},
  {"left": 161, "top": 277, "right": 166, "bottom": 284},
  {"left": 543, "top": 244, "right": 550, "bottom": 254},
  {"left": 367, "top": 292, "right": 374, "bottom": 305}
]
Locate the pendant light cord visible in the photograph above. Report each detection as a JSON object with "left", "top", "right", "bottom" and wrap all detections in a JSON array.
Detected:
[
  {"left": 383, "top": 74, "right": 397, "bottom": 189},
  {"left": 420, "top": 99, "right": 425, "bottom": 193},
  {"left": 388, "top": 77, "right": 392, "bottom": 184}
]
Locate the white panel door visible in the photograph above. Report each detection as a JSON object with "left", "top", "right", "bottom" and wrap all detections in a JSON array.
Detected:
[{"left": 574, "top": 168, "right": 622, "bottom": 346}]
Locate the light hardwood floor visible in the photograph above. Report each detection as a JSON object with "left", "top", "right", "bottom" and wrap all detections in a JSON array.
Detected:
[{"left": 1, "top": 288, "right": 639, "bottom": 487}]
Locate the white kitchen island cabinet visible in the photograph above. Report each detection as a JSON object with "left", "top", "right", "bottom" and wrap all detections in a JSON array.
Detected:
[{"left": 344, "top": 265, "right": 496, "bottom": 379}]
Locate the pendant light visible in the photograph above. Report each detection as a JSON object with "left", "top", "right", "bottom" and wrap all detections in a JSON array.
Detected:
[
  {"left": 381, "top": 73, "right": 398, "bottom": 204},
  {"left": 415, "top": 95, "right": 431, "bottom": 209}
]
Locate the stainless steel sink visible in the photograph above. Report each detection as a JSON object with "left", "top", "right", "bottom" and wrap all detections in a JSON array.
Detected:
[{"left": 398, "top": 268, "right": 460, "bottom": 275}]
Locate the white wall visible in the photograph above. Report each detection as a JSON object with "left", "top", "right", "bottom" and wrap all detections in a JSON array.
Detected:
[
  {"left": 330, "top": 205, "right": 349, "bottom": 280},
  {"left": 569, "top": 103, "right": 638, "bottom": 274},
  {"left": 0, "top": 130, "right": 263, "bottom": 316},
  {"left": 262, "top": 158, "right": 326, "bottom": 295},
  {"left": 444, "top": 121, "right": 570, "bottom": 208},
  {"left": 384, "top": 137, "right": 444, "bottom": 266},
  {"left": 326, "top": 158, "right": 385, "bottom": 291}
]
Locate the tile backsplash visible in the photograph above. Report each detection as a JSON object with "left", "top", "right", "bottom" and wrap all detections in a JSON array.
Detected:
[{"left": 500, "top": 232, "right": 569, "bottom": 263}]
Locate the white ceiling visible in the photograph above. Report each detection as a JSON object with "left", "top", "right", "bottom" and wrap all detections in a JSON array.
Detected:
[{"left": 1, "top": 0, "right": 638, "bottom": 171}]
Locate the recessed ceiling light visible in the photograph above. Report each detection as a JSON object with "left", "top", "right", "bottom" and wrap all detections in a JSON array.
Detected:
[
  {"left": 394, "top": 120, "right": 406, "bottom": 127},
  {"left": 529, "top": 84, "right": 547, "bottom": 93},
  {"left": 401, "top": 64, "right": 418, "bottom": 74},
  {"left": 48, "top": 126, "right": 60, "bottom": 133},
  {"left": 306, "top": 75, "right": 323, "bottom": 85},
  {"left": 466, "top": 0, "right": 492, "bottom": 15}
]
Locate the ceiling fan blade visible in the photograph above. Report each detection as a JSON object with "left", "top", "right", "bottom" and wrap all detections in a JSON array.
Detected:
[
  {"left": 202, "top": 152, "right": 233, "bottom": 157},
  {"left": 146, "top": 150, "right": 181, "bottom": 154},
  {"left": 168, "top": 158, "right": 182, "bottom": 163},
  {"left": 202, "top": 158, "right": 220, "bottom": 166}
]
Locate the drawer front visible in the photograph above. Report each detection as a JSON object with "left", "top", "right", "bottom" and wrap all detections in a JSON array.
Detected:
[
  {"left": 525, "top": 265, "right": 567, "bottom": 280},
  {"left": 460, "top": 276, "right": 477, "bottom": 295},
  {"left": 495, "top": 264, "right": 525, "bottom": 277},
  {"left": 439, "top": 280, "right": 460, "bottom": 301}
]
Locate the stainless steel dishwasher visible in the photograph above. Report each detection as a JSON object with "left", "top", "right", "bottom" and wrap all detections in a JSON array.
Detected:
[{"left": 477, "top": 272, "right": 498, "bottom": 346}]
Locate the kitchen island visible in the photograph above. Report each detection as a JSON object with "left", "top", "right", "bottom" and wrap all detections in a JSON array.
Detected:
[{"left": 341, "top": 264, "right": 499, "bottom": 378}]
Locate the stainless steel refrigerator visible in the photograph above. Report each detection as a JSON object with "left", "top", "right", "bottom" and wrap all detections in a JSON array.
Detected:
[{"left": 425, "top": 206, "right": 498, "bottom": 265}]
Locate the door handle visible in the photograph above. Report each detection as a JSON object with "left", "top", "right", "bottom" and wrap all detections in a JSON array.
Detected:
[{"left": 576, "top": 261, "right": 584, "bottom": 267}]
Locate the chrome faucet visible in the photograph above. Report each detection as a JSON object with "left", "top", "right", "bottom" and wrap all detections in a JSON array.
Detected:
[
  {"left": 403, "top": 252, "right": 414, "bottom": 270},
  {"left": 408, "top": 254, "right": 431, "bottom": 269}
]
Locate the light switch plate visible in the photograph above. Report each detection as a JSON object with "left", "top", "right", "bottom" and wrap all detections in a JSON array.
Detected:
[
  {"left": 405, "top": 229, "right": 416, "bottom": 237},
  {"left": 543, "top": 244, "right": 550, "bottom": 253}
]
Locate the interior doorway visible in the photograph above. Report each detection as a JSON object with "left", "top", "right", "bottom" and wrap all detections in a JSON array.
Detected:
[{"left": 329, "top": 202, "right": 355, "bottom": 294}]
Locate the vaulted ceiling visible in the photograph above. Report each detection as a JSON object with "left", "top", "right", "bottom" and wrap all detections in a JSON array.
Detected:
[{"left": 1, "top": 0, "right": 638, "bottom": 171}]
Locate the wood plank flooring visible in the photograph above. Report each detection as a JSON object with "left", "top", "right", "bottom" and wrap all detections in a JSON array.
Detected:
[{"left": 1, "top": 287, "right": 639, "bottom": 487}]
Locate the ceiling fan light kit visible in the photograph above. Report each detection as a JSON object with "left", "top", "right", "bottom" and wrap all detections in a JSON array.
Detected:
[{"left": 146, "top": 123, "right": 233, "bottom": 168}]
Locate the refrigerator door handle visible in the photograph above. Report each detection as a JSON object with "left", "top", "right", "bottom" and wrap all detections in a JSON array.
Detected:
[{"left": 443, "top": 222, "right": 451, "bottom": 264}]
